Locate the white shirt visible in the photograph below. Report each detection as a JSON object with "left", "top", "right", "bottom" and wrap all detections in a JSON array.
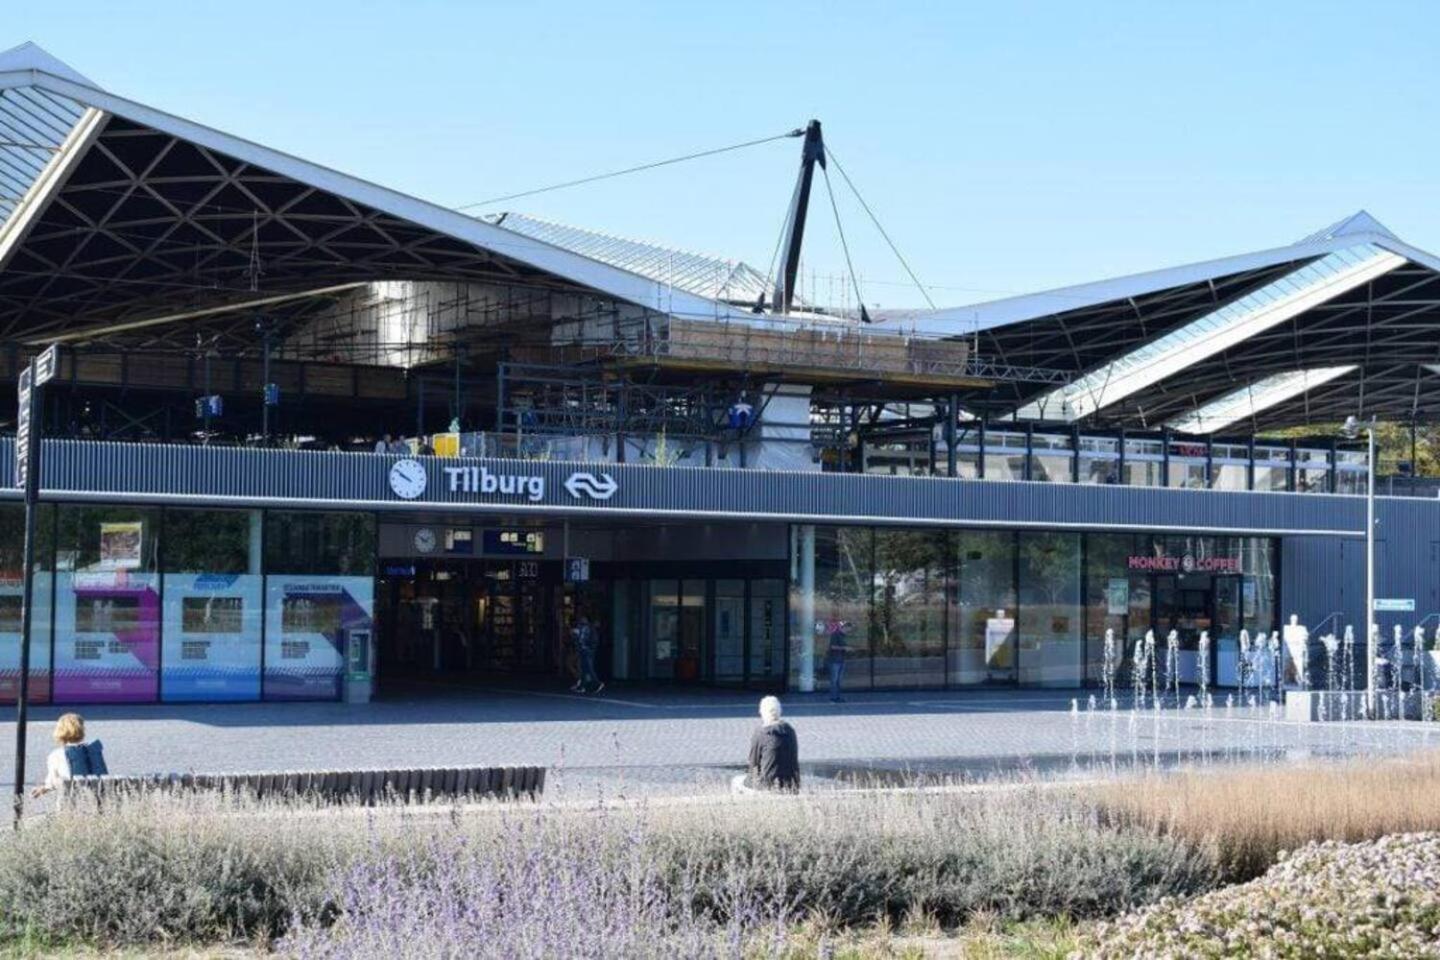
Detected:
[
  {"left": 44, "top": 747, "right": 72, "bottom": 790},
  {"left": 374, "top": 440, "right": 388, "bottom": 454}
]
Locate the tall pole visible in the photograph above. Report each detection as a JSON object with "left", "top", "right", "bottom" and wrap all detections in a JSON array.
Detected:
[
  {"left": 11, "top": 356, "right": 44, "bottom": 828},
  {"left": 1365, "top": 425, "right": 1376, "bottom": 717}
]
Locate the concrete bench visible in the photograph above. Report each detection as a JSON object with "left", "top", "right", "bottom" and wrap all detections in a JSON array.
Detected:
[{"left": 61, "top": 765, "right": 545, "bottom": 806}]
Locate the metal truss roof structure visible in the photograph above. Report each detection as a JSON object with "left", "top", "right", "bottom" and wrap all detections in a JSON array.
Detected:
[
  {"left": 483, "top": 212, "right": 781, "bottom": 307},
  {"left": 0, "top": 42, "right": 749, "bottom": 357},
  {"left": 888, "top": 211, "right": 1440, "bottom": 430}
]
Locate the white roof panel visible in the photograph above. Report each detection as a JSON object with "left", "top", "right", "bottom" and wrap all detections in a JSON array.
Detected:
[
  {"left": 485, "top": 212, "right": 777, "bottom": 305},
  {"left": 1169, "top": 365, "right": 1358, "bottom": 434}
]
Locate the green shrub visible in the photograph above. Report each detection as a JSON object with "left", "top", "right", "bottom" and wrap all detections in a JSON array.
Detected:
[{"left": 0, "top": 788, "right": 1215, "bottom": 949}]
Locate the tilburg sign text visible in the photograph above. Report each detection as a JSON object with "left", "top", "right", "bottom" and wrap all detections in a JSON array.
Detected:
[{"left": 387, "top": 459, "right": 618, "bottom": 503}]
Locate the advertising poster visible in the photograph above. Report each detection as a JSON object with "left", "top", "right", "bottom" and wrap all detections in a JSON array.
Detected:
[
  {"left": 52, "top": 570, "right": 160, "bottom": 702},
  {"left": 1105, "top": 578, "right": 1129, "bottom": 616},
  {"left": 161, "top": 573, "right": 262, "bottom": 701},
  {"left": 99, "top": 522, "right": 143, "bottom": 570},
  {"left": 0, "top": 570, "right": 52, "bottom": 703},
  {"left": 263, "top": 575, "right": 373, "bottom": 700}
]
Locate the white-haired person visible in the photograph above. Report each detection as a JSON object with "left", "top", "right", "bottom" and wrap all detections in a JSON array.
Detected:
[{"left": 733, "top": 695, "right": 800, "bottom": 794}]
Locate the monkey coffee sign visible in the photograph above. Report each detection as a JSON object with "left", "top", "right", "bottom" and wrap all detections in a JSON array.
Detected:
[{"left": 1126, "top": 553, "right": 1241, "bottom": 574}]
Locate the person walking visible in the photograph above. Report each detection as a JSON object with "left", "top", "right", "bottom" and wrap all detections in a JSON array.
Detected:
[
  {"left": 30, "top": 713, "right": 108, "bottom": 799},
  {"left": 374, "top": 433, "right": 392, "bottom": 454},
  {"left": 572, "top": 615, "right": 604, "bottom": 694},
  {"left": 736, "top": 696, "right": 800, "bottom": 793},
  {"left": 825, "top": 619, "right": 850, "bottom": 702}
]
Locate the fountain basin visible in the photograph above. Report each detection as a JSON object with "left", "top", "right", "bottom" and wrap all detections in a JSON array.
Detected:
[{"left": 1284, "top": 690, "right": 1428, "bottom": 722}]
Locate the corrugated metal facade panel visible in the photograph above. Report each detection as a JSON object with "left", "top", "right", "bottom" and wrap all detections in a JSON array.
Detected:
[
  {"left": 0, "top": 438, "right": 1371, "bottom": 536},
  {"left": 1283, "top": 498, "right": 1440, "bottom": 636},
  {"left": 15, "top": 438, "right": 1440, "bottom": 635}
]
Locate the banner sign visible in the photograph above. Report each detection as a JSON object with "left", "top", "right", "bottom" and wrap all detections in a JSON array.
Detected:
[{"left": 161, "top": 573, "right": 262, "bottom": 701}]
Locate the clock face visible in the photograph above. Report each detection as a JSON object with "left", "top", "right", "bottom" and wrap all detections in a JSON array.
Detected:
[
  {"left": 388, "top": 458, "right": 427, "bottom": 500},
  {"left": 413, "top": 528, "right": 437, "bottom": 554}
]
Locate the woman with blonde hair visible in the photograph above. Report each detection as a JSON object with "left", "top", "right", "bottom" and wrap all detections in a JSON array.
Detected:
[{"left": 30, "top": 713, "right": 107, "bottom": 798}]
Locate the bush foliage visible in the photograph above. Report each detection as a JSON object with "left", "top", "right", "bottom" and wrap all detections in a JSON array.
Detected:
[{"left": 0, "top": 789, "right": 1211, "bottom": 952}]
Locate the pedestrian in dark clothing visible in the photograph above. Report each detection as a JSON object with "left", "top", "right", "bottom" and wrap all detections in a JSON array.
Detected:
[
  {"left": 825, "top": 620, "right": 849, "bottom": 702},
  {"left": 740, "top": 696, "right": 800, "bottom": 792},
  {"left": 572, "top": 616, "right": 604, "bottom": 694}
]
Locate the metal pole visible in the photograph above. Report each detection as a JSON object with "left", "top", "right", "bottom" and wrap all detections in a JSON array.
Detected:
[
  {"left": 1365, "top": 425, "right": 1376, "bottom": 716},
  {"left": 261, "top": 323, "right": 271, "bottom": 445},
  {"left": 12, "top": 369, "right": 39, "bottom": 828}
]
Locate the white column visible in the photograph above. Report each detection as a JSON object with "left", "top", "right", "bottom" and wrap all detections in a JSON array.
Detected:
[{"left": 793, "top": 524, "right": 817, "bottom": 692}]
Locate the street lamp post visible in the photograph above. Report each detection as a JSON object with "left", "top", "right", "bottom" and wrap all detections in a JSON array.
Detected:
[{"left": 1343, "top": 415, "right": 1377, "bottom": 716}]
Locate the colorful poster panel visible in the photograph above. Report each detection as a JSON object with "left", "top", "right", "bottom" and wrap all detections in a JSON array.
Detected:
[
  {"left": 263, "top": 575, "right": 373, "bottom": 701},
  {"left": 161, "top": 574, "right": 262, "bottom": 701},
  {"left": 0, "top": 570, "right": 52, "bottom": 703},
  {"left": 53, "top": 570, "right": 160, "bottom": 702}
]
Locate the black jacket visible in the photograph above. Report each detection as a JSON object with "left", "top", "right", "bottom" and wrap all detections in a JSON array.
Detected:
[{"left": 747, "top": 721, "right": 800, "bottom": 791}]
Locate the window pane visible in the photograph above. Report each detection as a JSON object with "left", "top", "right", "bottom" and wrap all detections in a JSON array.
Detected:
[
  {"left": 1018, "top": 532, "right": 1081, "bottom": 686},
  {"left": 0, "top": 504, "right": 53, "bottom": 704},
  {"left": 814, "top": 527, "right": 873, "bottom": 691},
  {"left": 1083, "top": 534, "right": 1137, "bottom": 688},
  {"left": 162, "top": 509, "right": 262, "bottom": 702},
  {"left": 264, "top": 511, "right": 376, "bottom": 701},
  {"left": 952, "top": 530, "right": 1016, "bottom": 685},
  {"left": 53, "top": 506, "right": 160, "bottom": 703},
  {"left": 872, "top": 530, "right": 948, "bottom": 688}
]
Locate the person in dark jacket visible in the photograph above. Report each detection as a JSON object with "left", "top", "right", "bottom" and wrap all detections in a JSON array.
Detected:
[{"left": 742, "top": 696, "right": 800, "bottom": 792}]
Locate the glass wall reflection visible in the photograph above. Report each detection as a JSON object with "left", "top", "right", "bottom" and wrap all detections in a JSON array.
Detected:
[{"left": 788, "top": 525, "right": 1278, "bottom": 691}]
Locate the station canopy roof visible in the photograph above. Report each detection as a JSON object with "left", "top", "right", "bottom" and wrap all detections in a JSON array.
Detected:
[
  {"left": 0, "top": 42, "right": 748, "bottom": 354},
  {"left": 483, "top": 212, "right": 784, "bottom": 307},
  {"left": 885, "top": 210, "right": 1440, "bottom": 433}
]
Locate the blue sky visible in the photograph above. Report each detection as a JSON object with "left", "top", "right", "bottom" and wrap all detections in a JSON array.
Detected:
[{"left": 8, "top": 1, "right": 1440, "bottom": 310}]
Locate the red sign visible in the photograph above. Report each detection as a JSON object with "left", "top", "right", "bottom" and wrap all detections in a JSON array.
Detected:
[{"left": 1126, "top": 554, "right": 1241, "bottom": 574}]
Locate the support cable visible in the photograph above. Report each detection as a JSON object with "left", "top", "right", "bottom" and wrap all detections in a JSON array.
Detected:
[
  {"left": 820, "top": 165, "right": 870, "bottom": 323},
  {"left": 824, "top": 146, "right": 936, "bottom": 310},
  {"left": 456, "top": 129, "right": 804, "bottom": 210}
]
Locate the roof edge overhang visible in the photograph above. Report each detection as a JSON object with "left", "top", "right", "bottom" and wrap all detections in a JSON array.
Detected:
[
  {"left": 0, "top": 104, "right": 106, "bottom": 272},
  {"left": 886, "top": 228, "right": 1440, "bottom": 339},
  {"left": 0, "top": 65, "right": 749, "bottom": 325}
]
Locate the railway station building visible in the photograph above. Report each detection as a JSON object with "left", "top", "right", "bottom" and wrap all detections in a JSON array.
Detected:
[{"left": 1, "top": 43, "right": 1438, "bottom": 705}]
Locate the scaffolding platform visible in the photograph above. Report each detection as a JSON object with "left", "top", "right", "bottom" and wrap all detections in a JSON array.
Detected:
[{"left": 562, "top": 317, "right": 986, "bottom": 391}]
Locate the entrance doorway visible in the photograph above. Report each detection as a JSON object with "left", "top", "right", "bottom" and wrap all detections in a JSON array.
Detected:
[
  {"left": 376, "top": 557, "right": 569, "bottom": 686},
  {"left": 636, "top": 576, "right": 787, "bottom": 687},
  {"left": 1152, "top": 573, "right": 1244, "bottom": 683}
]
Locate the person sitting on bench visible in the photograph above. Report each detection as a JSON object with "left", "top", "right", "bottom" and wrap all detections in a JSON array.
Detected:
[{"left": 31, "top": 712, "right": 108, "bottom": 798}]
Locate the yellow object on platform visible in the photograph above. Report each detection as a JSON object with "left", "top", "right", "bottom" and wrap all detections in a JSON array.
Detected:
[{"left": 432, "top": 433, "right": 460, "bottom": 457}]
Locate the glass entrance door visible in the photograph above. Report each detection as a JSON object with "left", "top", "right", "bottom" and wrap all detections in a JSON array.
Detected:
[
  {"left": 747, "top": 579, "right": 787, "bottom": 688},
  {"left": 1155, "top": 574, "right": 1215, "bottom": 684},
  {"left": 714, "top": 580, "right": 745, "bottom": 684}
]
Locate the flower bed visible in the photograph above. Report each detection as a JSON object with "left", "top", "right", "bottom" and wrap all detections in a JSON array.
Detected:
[{"left": 1082, "top": 833, "right": 1440, "bottom": 958}]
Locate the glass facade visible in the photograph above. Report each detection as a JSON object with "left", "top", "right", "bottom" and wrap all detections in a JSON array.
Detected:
[
  {"left": 264, "top": 511, "right": 376, "bottom": 701},
  {"left": 0, "top": 504, "right": 53, "bottom": 703},
  {"left": 926, "top": 425, "right": 1367, "bottom": 494},
  {"left": 0, "top": 507, "right": 376, "bottom": 706},
  {"left": 789, "top": 524, "right": 1278, "bottom": 692},
  {"left": 53, "top": 506, "right": 161, "bottom": 703}
]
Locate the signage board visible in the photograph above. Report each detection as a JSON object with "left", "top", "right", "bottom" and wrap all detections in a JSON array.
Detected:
[
  {"left": 565, "top": 557, "right": 590, "bottom": 583},
  {"left": 32, "top": 344, "right": 58, "bottom": 388},
  {"left": 14, "top": 365, "right": 32, "bottom": 490},
  {"left": 1374, "top": 598, "right": 1416, "bottom": 612},
  {"left": 1126, "top": 553, "right": 1241, "bottom": 574}
]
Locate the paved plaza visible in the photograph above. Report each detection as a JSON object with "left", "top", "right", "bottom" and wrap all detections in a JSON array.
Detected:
[{"left": 5, "top": 683, "right": 1439, "bottom": 802}]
